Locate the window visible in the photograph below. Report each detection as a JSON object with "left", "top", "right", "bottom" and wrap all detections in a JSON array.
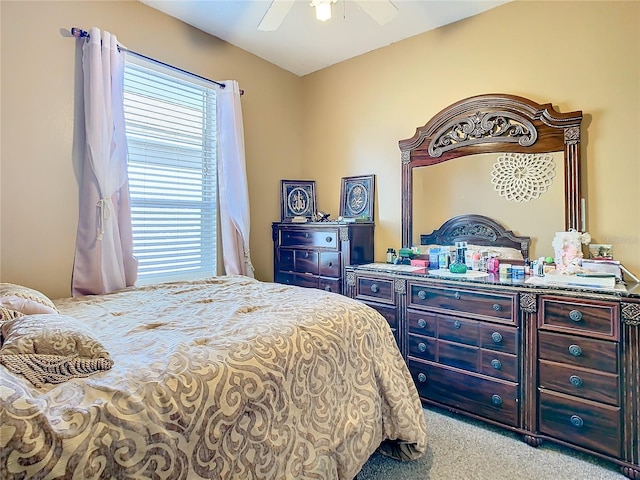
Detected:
[{"left": 123, "top": 56, "right": 217, "bottom": 285}]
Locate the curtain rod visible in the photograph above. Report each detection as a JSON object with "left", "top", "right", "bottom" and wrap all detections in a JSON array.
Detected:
[{"left": 70, "top": 27, "right": 244, "bottom": 96}]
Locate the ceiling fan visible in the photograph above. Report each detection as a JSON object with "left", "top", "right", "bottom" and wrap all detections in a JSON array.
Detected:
[{"left": 258, "top": 0, "right": 399, "bottom": 31}]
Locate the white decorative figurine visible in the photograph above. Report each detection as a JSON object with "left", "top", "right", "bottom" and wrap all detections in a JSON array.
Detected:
[{"left": 552, "top": 230, "right": 592, "bottom": 274}]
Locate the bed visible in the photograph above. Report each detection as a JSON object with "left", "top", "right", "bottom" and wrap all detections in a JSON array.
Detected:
[{"left": 0, "top": 276, "right": 427, "bottom": 479}]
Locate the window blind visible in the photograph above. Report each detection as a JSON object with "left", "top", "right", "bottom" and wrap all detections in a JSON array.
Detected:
[{"left": 123, "top": 57, "right": 217, "bottom": 284}]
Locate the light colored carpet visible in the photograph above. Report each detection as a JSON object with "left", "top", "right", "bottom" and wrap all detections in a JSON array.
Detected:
[{"left": 358, "top": 407, "right": 627, "bottom": 480}]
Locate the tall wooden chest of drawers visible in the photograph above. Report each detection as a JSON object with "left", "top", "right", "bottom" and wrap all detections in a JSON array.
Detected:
[{"left": 272, "top": 222, "right": 374, "bottom": 294}]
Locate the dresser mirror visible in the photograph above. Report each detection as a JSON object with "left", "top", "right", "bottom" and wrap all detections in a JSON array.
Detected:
[
  {"left": 411, "top": 151, "right": 565, "bottom": 258},
  {"left": 399, "top": 94, "right": 583, "bottom": 260}
]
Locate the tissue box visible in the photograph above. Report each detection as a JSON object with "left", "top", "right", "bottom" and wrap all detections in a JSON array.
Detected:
[{"left": 410, "top": 259, "right": 430, "bottom": 268}]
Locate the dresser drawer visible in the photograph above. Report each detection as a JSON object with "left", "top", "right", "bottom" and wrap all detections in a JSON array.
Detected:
[
  {"left": 407, "top": 310, "right": 436, "bottom": 337},
  {"left": 279, "top": 228, "right": 338, "bottom": 249},
  {"left": 319, "top": 252, "right": 340, "bottom": 277},
  {"left": 318, "top": 277, "right": 340, "bottom": 294},
  {"left": 410, "top": 359, "right": 519, "bottom": 427},
  {"left": 538, "top": 331, "right": 618, "bottom": 373},
  {"left": 436, "top": 339, "right": 478, "bottom": 372},
  {"left": 437, "top": 315, "right": 479, "bottom": 346},
  {"left": 274, "top": 272, "right": 318, "bottom": 289},
  {"left": 539, "top": 390, "right": 621, "bottom": 458},
  {"left": 480, "top": 350, "right": 518, "bottom": 382},
  {"left": 479, "top": 323, "right": 518, "bottom": 355},
  {"left": 539, "top": 296, "right": 619, "bottom": 340},
  {"left": 539, "top": 360, "right": 619, "bottom": 405},
  {"left": 278, "top": 249, "right": 295, "bottom": 271},
  {"left": 294, "top": 250, "right": 319, "bottom": 274},
  {"left": 408, "top": 335, "right": 436, "bottom": 362},
  {"left": 408, "top": 284, "right": 517, "bottom": 324},
  {"left": 355, "top": 277, "right": 395, "bottom": 305}
]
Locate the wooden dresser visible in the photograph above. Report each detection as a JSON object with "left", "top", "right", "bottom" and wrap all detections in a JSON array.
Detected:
[
  {"left": 272, "top": 222, "right": 374, "bottom": 294},
  {"left": 345, "top": 265, "right": 640, "bottom": 479},
  {"left": 341, "top": 92, "right": 640, "bottom": 477}
]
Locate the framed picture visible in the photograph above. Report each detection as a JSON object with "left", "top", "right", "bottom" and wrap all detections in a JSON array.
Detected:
[
  {"left": 280, "top": 180, "right": 317, "bottom": 221},
  {"left": 340, "top": 174, "right": 375, "bottom": 221}
]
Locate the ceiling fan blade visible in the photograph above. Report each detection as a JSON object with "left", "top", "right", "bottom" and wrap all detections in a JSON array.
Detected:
[
  {"left": 258, "top": 0, "right": 295, "bottom": 31},
  {"left": 354, "top": 0, "right": 398, "bottom": 25}
]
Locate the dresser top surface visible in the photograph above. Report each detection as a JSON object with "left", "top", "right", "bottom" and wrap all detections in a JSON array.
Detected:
[{"left": 347, "top": 263, "right": 640, "bottom": 299}]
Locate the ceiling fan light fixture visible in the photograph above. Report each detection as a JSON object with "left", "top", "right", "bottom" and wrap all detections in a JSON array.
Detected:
[{"left": 311, "top": 0, "right": 336, "bottom": 22}]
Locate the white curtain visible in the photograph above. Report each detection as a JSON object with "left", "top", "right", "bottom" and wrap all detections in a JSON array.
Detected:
[
  {"left": 217, "top": 81, "right": 254, "bottom": 277},
  {"left": 71, "top": 27, "right": 137, "bottom": 296}
]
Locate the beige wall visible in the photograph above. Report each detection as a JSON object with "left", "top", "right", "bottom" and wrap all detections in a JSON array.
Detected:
[
  {"left": 1, "top": 0, "right": 639, "bottom": 299},
  {"left": 0, "top": 1, "right": 303, "bottom": 298},
  {"left": 302, "top": 0, "right": 639, "bottom": 278}
]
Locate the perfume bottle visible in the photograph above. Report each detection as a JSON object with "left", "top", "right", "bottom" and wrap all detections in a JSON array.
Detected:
[{"left": 449, "top": 241, "right": 468, "bottom": 274}]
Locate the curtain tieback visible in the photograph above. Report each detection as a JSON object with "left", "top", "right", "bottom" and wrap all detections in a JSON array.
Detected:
[
  {"left": 96, "top": 197, "right": 112, "bottom": 241},
  {"left": 244, "top": 249, "right": 255, "bottom": 272}
]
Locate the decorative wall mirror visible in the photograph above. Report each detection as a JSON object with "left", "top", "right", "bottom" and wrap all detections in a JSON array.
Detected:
[{"left": 399, "top": 94, "right": 583, "bottom": 259}]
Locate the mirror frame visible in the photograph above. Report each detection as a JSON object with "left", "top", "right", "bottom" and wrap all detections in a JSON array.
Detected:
[{"left": 398, "top": 93, "right": 583, "bottom": 248}]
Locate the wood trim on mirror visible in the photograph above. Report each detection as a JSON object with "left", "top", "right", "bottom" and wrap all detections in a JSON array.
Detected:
[{"left": 399, "top": 93, "right": 583, "bottom": 248}]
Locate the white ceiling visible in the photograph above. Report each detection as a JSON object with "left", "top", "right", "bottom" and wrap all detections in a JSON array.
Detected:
[{"left": 140, "top": 0, "right": 510, "bottom": 76}]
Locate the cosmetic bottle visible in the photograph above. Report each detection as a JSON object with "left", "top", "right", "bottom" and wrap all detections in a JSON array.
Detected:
[
  {"left": 429, "top": 247, "right": 439, "bottom": 269},
  {"left": 438, "top": 246, "right": 450, "bottom": 269},
  {"left": 386, "top": 248, "right": 396, "bottom": 264},
  {"left": 487, "top": 254, "right": 499, "bottom": 273}
]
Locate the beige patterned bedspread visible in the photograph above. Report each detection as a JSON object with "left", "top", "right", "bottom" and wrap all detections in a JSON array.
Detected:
[{"left": 0, "top": 276, "right": 427, "bottom": 479}]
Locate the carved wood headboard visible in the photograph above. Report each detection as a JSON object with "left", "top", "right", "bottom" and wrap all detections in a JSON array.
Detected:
[{"left": 420, "top": 214, "right": 531, "bottom": 260}]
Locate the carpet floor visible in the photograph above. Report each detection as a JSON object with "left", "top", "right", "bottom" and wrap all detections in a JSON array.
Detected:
[{"left": 358, "top": 407, "right": 627, "bottom": 480}]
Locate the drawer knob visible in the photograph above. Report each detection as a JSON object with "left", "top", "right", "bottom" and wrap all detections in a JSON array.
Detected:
[
  {"left": 492, "top": 303, "right": 502, "bottom": 312},
  {"left": 568, "top": 344, "right": 582, "bottom": 357},
  {"left": 417, "top": 318, "right": 427, "bottom": 329},
  {"left": 305, "top": 232, "right": 310, "bottom": 238},
  {"left": 418, "top": 342, "right": 427, "bottom": 353},
  {"left": 491, "top": 332, "right": 503, "bottom": 343},
  {"left": 570, "top": 415, "right": 584, "bottom": 428},
  {"left": 491, "top": 394, "right": 503, "bottom": 406},
  {"left": 418, "top": 290, "right": 427, "bottom": 300},
  {"left": 305, "top": 252, "right": 310, "bottom": 258},
  {"left": 327, "top": 261, "right": 333, "bottom": 267},
  {"left": 454, "top": 292, "right": 461, "bottom": 300},
  {"left": 569, "top": 309, "right": 583, "bottom": 322},
  {"left": 454, "top": 320, "right": 461, "bottom": 329},
  {"left": 370, "top": 284, "right": 379, "bottom": 293},
  {"left": 325, "top": 236, "right": 333, "bottom": 243},
  {"left": 417, "top": 373, "right": 427, "bottom": 383},
  {"left": 569, "top": 375, "right": 583, "bottom": 387},
  {"left": 491, "top": 359, "right": 502, "bottom": 370}
]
